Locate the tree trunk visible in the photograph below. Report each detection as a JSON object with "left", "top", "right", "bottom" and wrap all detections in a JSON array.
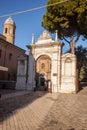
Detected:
[{"left": 70, "top": 42, "right": 75, "bottom": 54}]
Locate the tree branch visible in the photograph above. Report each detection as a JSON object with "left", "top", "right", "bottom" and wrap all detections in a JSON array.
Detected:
[
  {"left": 63, "top": 36, "right": 70, "bottom": 44},
  {"left": 75, "top": 35, "right": 80, "bottom": 43}
]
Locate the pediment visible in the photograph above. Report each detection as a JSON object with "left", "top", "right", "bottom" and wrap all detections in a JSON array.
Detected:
[
  {"left": 62, "top": 53, "right": 76, "bottom": 59},
  {"left": 38, "top": 30, "right": 52, "bottom": 41}
]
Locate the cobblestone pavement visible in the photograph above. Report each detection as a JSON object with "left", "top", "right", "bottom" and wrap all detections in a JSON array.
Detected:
[{"left": 0, "top": 84, "right": 87, "bottom": 130}]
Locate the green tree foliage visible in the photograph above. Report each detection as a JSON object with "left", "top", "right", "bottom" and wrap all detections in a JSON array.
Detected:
[
  {"left": 75, "top": 46, "right": 87, "bottom": 81},
  {"left": 42, "top": 0, "right": 87, "bottom": 53}
]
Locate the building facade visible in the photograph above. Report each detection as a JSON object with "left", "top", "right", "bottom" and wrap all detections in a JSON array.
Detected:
[
  {"left": 0, "top": 17, "right": 25, "bottom": 87},
  {"left": 16, "top": 31, "right": 78, "bottom": 93}
]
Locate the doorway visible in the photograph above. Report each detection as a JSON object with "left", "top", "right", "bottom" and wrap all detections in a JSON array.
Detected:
[{"left": 35, "top": 55, "right": 51, "bottom": 91}]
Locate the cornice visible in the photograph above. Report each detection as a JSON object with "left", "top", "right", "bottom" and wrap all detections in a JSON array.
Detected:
[
  {"left": 0, "top": 38, "right": 25, "bottom": 52},
  {"left": 27, "top": 42, "right": 64, "bottom": 49}
]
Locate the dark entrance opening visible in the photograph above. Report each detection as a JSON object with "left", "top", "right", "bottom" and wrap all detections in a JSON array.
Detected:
[
  {"left": 35, "top": 73, "right": 48, "bottom": 91},
  {"left": 40, "top": 77, "right": 45, "bottom": 86}
]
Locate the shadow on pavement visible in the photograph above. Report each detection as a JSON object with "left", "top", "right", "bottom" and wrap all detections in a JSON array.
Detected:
[
  {"left": 79, "top": 82, "right": 87, "bottom": 91},
  {"left": 0, "top": 89, "right": 47, "bottom": 122}
]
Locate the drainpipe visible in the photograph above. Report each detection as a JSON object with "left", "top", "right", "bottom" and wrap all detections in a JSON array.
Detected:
[{"left": 3, "top": 44, "right": 8, "bottom": 67}]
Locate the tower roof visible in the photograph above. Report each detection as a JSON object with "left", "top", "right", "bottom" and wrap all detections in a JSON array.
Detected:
[{"left": 4, "top": 17, "right": 15, "bottom": 26}]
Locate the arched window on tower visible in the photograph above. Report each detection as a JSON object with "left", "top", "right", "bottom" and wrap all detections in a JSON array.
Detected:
[
  {"left": 5, "top": 28, "right": 8, "bottom": 33},
  {"left": 50, "top": 63, "right": 51, "bottom": 69},
  {"left": 13, "top": 29, "right": 15, "bottom": 35}
]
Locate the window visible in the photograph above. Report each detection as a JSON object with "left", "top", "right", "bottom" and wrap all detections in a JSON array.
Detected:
[
  {"left": 50, "top": 63, "right": 51, "bottom": 69},
  {"left": 13, "top": 29, "right": 15, "bottom": 35},
  {"left": 9, "top": 53, "right": 12, "bottom": 60},
  {"left": 5, "top": 28, "right": 8, "bottom": 33},
  {"left": 41, "top": 63, "right": 45, "bottom": 69},
  {"left": 0, "top": 49, "right": 2, "bottom": 58},
  {"left": 20, "top": 60, "right": 24, "bottom": 65}
]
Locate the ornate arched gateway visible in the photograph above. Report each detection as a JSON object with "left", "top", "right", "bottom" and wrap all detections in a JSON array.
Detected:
[
  {"left": 16, "top": 31, "right": 78, "bottom": 93},
  {"left": 29, "top": 31, "right": 63, "bottom": 92}
]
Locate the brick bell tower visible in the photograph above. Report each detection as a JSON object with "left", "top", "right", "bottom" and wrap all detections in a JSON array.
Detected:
[{"left": 3, "top": 16, "right": 16, "bottom": 44}]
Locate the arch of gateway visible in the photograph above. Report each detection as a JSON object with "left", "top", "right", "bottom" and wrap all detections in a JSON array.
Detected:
[{"left": 16, "top": 31, "right": 79, "bottom": 93}]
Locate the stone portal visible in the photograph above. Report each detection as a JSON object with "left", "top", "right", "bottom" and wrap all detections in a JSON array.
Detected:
[
  {"left": 35, "top": 55, "right": 51, "bottom": 91},
  {"left": 16, "top": 31, "right": 78, "bottom": 93}
]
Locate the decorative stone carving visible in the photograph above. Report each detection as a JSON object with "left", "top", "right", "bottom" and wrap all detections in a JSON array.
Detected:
[{"left": 38, "top": 30, "right": 51, "bottom": 41}]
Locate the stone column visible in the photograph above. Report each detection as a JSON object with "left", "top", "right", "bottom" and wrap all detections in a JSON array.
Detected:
[
  {"left": 51, "top": 45, "right": 59, "bottom": 92},
  {"left": 27, "top": 48, "right": 35, "bottom": 90},
  {"left": 16, "top": 55, "right": 27, "bottom": 90},
  {"left": 57, "top": 44, "right": 62, "bottom": 89}
]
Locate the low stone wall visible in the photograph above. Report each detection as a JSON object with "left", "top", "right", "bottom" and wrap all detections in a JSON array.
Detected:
[{"left": 0, "top": 81, "right": 16, "bottom": 89}]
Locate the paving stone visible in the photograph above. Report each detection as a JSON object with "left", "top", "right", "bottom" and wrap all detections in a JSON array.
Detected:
[{"left": 0, "top": 86, "right": 87, "bottom": 130}]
